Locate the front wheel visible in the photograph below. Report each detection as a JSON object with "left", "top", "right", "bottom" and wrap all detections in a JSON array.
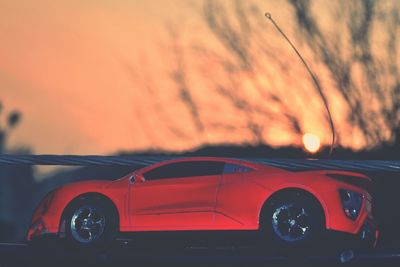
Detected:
[
  {"left": 65, "top": 198, "right": 117, "bottom": 251},
  {"left": 260, "top": 192, "right": 325, "bottom": 253}
]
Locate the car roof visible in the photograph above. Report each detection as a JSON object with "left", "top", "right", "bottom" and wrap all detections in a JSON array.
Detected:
[{"left": 136, "top": 156, "right": 283, "bottom": 174}]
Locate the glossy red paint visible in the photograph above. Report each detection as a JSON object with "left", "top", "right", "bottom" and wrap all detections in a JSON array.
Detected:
[{"left": 27, "top": 157, "right": 377, "bottom": 244}]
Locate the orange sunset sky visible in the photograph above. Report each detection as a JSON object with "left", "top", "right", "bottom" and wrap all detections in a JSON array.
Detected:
[{"left": 1, "top": 0, "right": 397, "bottom": 155}]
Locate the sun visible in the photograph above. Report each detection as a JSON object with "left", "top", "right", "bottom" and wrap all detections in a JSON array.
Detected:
[{"left": 302, "top": 133, "right": 321, "bottom": 153}]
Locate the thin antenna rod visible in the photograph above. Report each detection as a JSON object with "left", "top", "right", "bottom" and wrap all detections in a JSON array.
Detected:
[{"left": 265, "top": 12, "right": 335, "bottom": 156}]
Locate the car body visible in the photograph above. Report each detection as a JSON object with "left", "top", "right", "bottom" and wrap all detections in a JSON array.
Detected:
[{"left": 28, "top": 157, "right": 378, "bottom": 248}]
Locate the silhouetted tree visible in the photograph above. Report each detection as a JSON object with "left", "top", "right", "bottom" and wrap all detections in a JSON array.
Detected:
[
  {"left": 131, "top": 0, "right": 399, "bottom": 150},
  {"left": 198, "top": 0, "right": 308, "bottom": 144},
  {"left": 287, "top": 0, "right": 400, "bottom": 148},
  {"left": 0, "top": 101, "right": 34, "bottom": 242},
  {"left": 0, "top": 101, "right": 22, "bottom": 152},
  {"left": 169, "top": 26, "right": 205, "bottom": 134},
  {"left": 195, "top": 0, "right": 400, "bottom": 149}
]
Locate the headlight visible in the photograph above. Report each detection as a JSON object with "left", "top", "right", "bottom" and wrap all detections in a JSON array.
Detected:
[
  {"left": 28, "top": 219, "right": 48, "bottom": 240},
  {"left": 38, "top": 190, "right": 56, "bottom": 215},
  {"left": 339, "top": 189, "right": 363, "bottom": 220}
]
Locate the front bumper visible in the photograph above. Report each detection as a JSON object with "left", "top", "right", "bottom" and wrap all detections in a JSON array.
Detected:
[{"left": 27, "top": 219, "right": 58, "bottom": 241}]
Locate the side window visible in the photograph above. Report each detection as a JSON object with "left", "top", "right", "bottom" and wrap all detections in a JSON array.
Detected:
[
  {"left": 143, "top": 161, "right": 225, "bottom": 180},
  {"left": 223, "top": 163, "right": 253, "bottom": 174}
]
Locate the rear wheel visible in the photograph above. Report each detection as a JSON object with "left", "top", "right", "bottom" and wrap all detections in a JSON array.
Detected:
[
  {"left": 65, "top": 197, "right": 117, "bottom": 251},
  {"left": 260, "top": 191, "right": 325, "bottom": 253}
]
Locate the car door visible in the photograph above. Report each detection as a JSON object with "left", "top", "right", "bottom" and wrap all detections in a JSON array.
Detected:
[
  {"left": 214, "top": 163, "right": 256, "bottom": 229},
  {"left": 129, "top": 161, "right": 224, "bottom": 230}
]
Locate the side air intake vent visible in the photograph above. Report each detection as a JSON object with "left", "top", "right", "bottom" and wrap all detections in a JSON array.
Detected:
[{"left": 326, "top": 174, "right": 372, "bottom": 193}]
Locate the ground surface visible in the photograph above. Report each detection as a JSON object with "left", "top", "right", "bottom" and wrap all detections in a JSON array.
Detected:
[{"left": 1, "top": 243, "right": 400, "bottom": 267}]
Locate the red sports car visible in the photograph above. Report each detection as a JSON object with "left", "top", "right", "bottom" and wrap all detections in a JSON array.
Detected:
[{"left": 28, "top": 157, "right": 378, "bottom": 250}]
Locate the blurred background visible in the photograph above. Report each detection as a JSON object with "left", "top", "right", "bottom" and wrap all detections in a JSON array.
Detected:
[{"left": 0, "top": 0, "right": 399, "bottom": 246}]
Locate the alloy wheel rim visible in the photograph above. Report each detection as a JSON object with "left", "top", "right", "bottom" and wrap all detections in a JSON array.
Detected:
[
  {"left": 70, "top": 205, "right": 106, "bottom": 243},
  {"left": 271, "top": 204, "right": 310, "bottom": 242}
]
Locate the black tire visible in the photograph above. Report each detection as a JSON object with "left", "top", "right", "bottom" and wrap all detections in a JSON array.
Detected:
[
  {"left": 64, "top": 197, "right": 118, "bottom": 251},
  {"left": 260, "top": 191, "right": 325, "bottom": 254}
]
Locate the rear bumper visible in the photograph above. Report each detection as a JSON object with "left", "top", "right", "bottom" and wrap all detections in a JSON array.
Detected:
[
  {"left": 358, "top": 219, "right": 379, "bottom": 248},
  {"left": 328, "top": 218, "right": 379, "bottom": 250}
]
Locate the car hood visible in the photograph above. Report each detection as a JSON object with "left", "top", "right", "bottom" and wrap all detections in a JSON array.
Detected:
[{"left": 59, "top": 179, "right": 113, "bottom": 190}]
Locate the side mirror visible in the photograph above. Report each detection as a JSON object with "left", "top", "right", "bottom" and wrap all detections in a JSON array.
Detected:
[
  {"left": 129, "top": 174, "right": 145, "bottom": 184},
  {"left": 136, "top": 174, "right": 145, "bottom": 183}
]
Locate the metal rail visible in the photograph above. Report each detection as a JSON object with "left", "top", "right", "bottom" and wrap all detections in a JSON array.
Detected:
[{"left": 0, "top": 154, "right": 400, "bottom": 172}]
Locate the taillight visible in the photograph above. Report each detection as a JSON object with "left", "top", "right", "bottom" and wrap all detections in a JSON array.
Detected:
[{"left": 339, "top": 189, "right": 363, "bottom": 220}]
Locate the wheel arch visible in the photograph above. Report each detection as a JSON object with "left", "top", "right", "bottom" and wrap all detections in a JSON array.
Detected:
[
  {"left": 58, "top": 192, "right": 120, "bottom": 236},
  {"left": 258, "top": 187, "right": 328, "bottom": 230}
]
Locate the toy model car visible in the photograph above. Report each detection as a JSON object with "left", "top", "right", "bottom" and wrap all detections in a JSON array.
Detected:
[{"left": 28, "top": 157, "right": 378, "bottom": 250}]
